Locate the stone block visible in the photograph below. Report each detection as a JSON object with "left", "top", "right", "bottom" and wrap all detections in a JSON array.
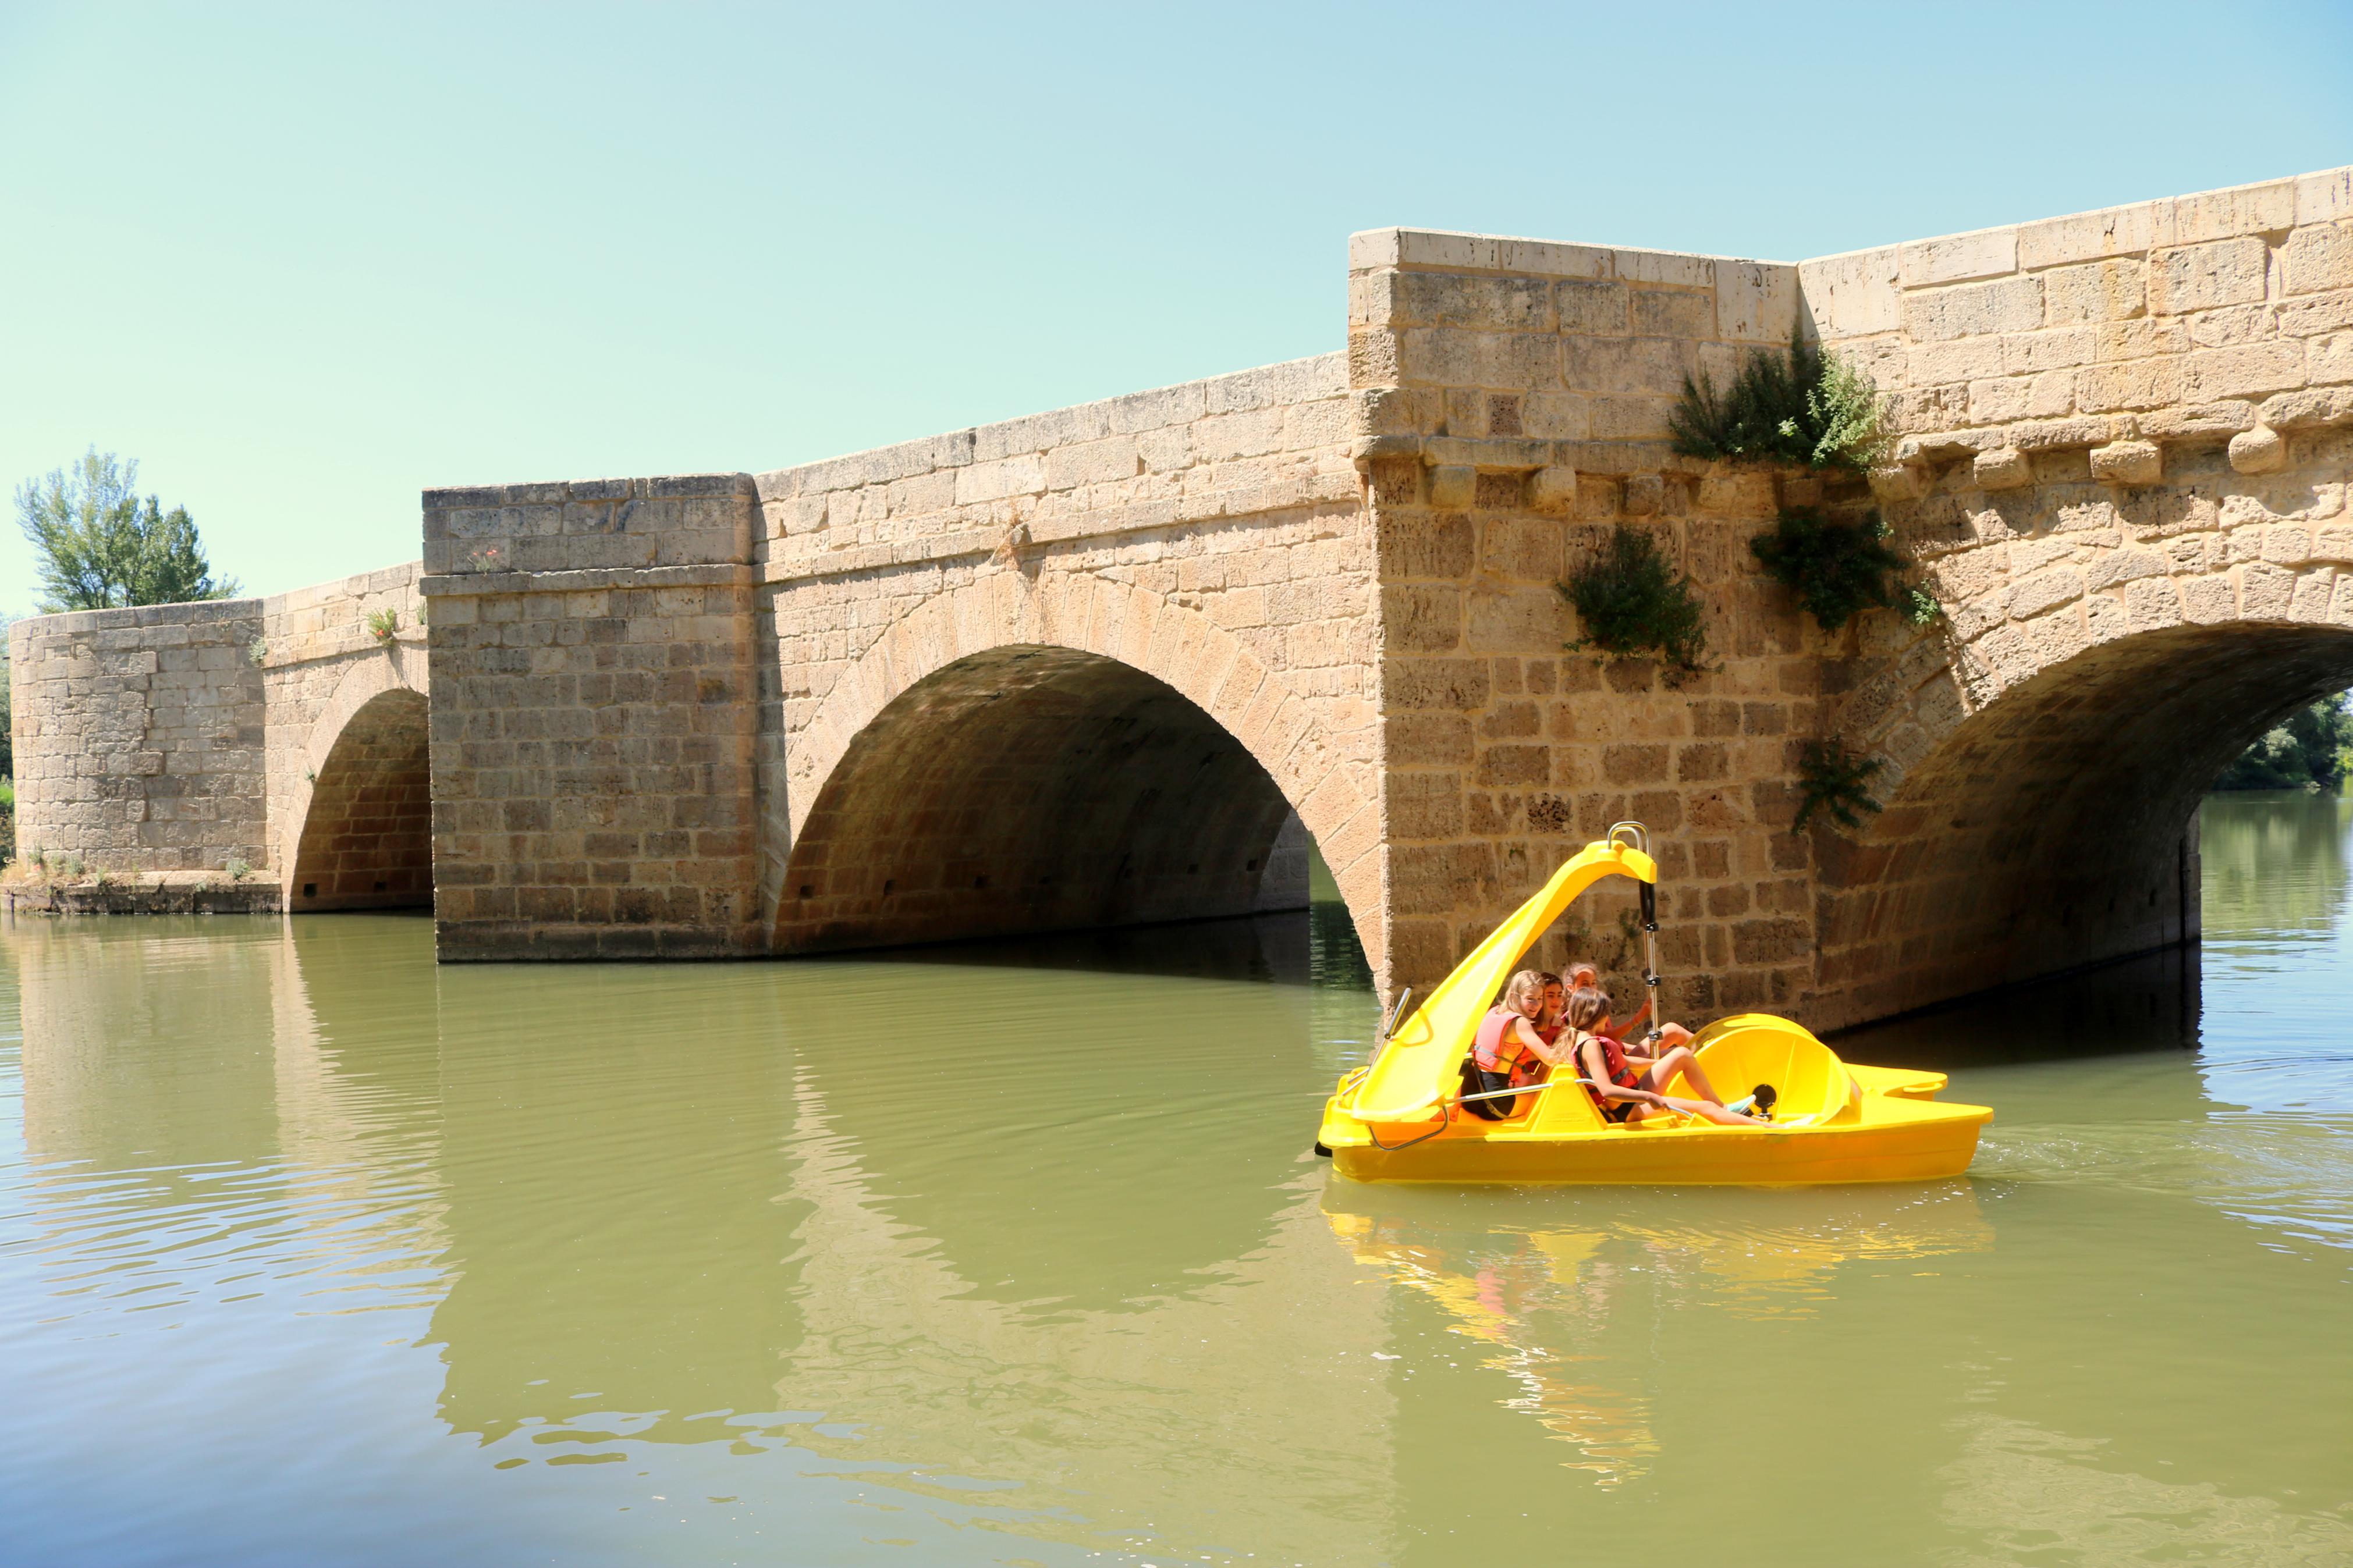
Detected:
[
  {"left": 2299, "top": 169, "right": 2353, "bottom": 226},
  {"left": 1868, "top": 463, "right": 1929, "bottom": 502},
  {"left": 2313, "top": 332, "right": 2353, "bottom": 385},
  {"left": 1900, "top": 227, "right": 2018, "bottom": 287},
  {"left": 1561, "top": 335, "right": 1694, "bottom": 398},
  {"left": 2077, "top": 357, "right": 2181, "bottom": 412},
  {"left": 2149, "top": 237, "right": 2269, "bottom": 315},
  {"left": 1716, "top": 261, "right": 1797, "bottom": 344},
  {"left": 1631, "top": 286, "right": 1713, "bottom": 339},
  {"left": 1426, "top": 464, "right": 1477, "bottom": 509},
  {"left": 2228, "top": 425, "right": 2287, "bottom": 474},
  {"left": 1799, "top": 246, "right": 1900, "bottom": 339},
  {"left": 2181, "top": 342, "right": 2307, "bottom": 402},
  {"left": 1394, "top": 272, "right": 1556, "bottom": 332},
  {"left": 1398, "top": 328, "right": 1561, "bottom": 390},
  {"left": 2167, "top": 179, "right": 2296, "bottom": 244},
  {"left": 1044, "top": 436, "right": 1139, "bottom": 489},
  {"left": 1912, "top": 336, "right": 2008, "bottom": 385},
  {"left": 1974, "top": 448, "right": 2034, "bottom": 490},
  {"left": 2088, "top": 440, "right": 2162, "bottom": 486},
  {"left": 2283, "top": 222, "right": 2353, "bottom": 296},
  {"left": 1903, "top": 275, "right": 2043, "bottom": 342},
  {"left": 2040, "top": 258, "right": 2147, "bottom": 323},
  {"left": 1528, "top": 466, "right": 1578, "bottom": 514},
  {"left": 1554, "top": 279, "right": 1630, "bottom": 336}
]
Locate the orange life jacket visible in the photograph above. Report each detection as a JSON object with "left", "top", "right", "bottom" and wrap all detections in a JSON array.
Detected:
[{"left": 1472, "top": 1005, "right": 1532, "bottom": 1074}]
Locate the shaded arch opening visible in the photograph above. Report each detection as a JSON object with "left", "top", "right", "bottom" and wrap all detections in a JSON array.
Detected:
[
  {"left": 775, "top": 645, "right": 1332, "bottom": 954},
  {"left": 1819, "top": 623, "right": 2353, "bottom": 1024},
  {"left": 290, "top": 687, "right": 434, "bottom": 912}
]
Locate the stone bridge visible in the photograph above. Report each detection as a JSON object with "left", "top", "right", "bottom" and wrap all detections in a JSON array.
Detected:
[{"left": 11, "top": 165, "right": 2352, "bottom": 1029}]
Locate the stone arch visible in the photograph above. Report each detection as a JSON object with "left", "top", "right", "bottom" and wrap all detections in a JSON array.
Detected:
[
  {"left": 1809, "top": 460, "right": 2353, "bottom": 1025},
  {"left": 769, "top": 572, "right": 1382, "bottom": 971},
  {"left": 287, "top": 664, "right": 434, "bottom": 912}
]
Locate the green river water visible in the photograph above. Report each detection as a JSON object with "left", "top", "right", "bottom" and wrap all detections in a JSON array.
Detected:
[{"left": 3, "top": 794, "right": 2348, "bottom": 1566}]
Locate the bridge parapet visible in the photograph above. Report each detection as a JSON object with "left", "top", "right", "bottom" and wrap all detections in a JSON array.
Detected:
[{"left": 1805, "top": 166, "right": 2353, "bottom": 499}]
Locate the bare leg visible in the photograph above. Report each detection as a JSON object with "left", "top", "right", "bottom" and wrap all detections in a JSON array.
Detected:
[
  {"left": 1639, "top": 1043, "right": 1727, "bottom": 1107},
  {"left": 1621, "top": 1094, "right": 1758, "bottom": 1128},
  {"left": 1660, "top": 1094, "right": 1761, "bottom": 1126}
]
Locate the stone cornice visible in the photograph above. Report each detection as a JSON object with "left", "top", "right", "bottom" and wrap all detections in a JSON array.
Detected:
[{"left": 419, "top": 562, "right": 755, "bottom": 597}]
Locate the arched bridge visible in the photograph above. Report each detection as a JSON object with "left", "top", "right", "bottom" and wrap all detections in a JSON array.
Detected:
[{"left": 10, "top": 165, "right": 2351, "bottom": 1030}]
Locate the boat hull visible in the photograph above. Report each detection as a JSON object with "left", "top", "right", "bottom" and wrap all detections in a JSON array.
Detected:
[{"left": 1326, "top": 1102, "right": 1989, "bottom": 1186}]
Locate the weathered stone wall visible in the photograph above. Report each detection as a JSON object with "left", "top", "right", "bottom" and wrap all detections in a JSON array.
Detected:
[
  {"left": 419, "top": 477, "right": 762, "bottom": 959},
  {"left": 258, "top": 561, "right": 430, "bottom": 905},
  {"left": 8, "top": 599, "right": 268, "bottom": 872},
  {"left": 1344, "top": 229, "right": 1823, "bottom": 1013},
  {"left": 752, "top": 355, "right": 1390, "bottom": 970},
  {"left": 3, "top": 562, "right": 436, "bottom": 909}
]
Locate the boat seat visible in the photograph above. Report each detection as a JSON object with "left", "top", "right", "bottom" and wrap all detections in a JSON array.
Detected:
[{"left": 1668, "top": 1014, "right": 1861, "bottom": 1125}]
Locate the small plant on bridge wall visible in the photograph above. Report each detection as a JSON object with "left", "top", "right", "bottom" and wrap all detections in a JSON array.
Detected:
[
  {"left": 247, "top": 636, "right": 269, "bottom": 666},
  {"left": 224, "top": 856, "right": 252, "bottom": 883},
  {"left": 1792, "top": 740, "right": 1885, "bottom": 833},
  {"left": 1670, "top": 335, "right": 1890, "bottom": 472},
  {"left": 1558, "top": 525, "right": 1712, "bottom": 679},
  {"left": 366, "top": 607, "right": 400, "bottom": 642},
  {"left": 1750, "top": 507, "right": 1940, "bottom": 634}
]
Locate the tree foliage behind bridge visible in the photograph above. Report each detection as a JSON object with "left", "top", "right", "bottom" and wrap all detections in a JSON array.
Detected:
[
  {"left": 14, "top": 449, "right": 239, "bottom": 613},
  {"left": 2213, "top": 695, "right": 2353, "bottom": 792}
]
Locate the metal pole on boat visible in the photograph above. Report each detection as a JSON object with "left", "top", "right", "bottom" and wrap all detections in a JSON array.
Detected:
[
  {"left": 1609, "top": 820, "right": 1667, "bottom": 1046},
  {"left": 1639, "top": 877, "right": 1665, "bottom": 1046},
  {"left": 1367, "top": 986, "right": 1412, "bottom": 1071}
]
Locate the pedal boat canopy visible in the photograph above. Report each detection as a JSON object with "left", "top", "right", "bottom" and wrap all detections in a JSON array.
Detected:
[{"left": 1318, "top": 829, "right": 1990, "bottom": 1185}]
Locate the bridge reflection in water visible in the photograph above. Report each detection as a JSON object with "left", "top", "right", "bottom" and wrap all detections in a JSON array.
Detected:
[{"left": 3, "top": 802, "right": 2350, "bottom": 1566}]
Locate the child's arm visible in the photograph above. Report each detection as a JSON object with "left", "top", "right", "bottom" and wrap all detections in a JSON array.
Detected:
[
  {"left": 1606, "top": 996, "right": 1653, "bottom": 1039},
  {"left": 1517, "top": 1016, "right": 1574, "bottom": 1066}
]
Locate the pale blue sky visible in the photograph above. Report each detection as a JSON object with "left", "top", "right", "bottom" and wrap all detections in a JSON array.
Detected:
[{"left": 3, "top": 1, "right": 2348, "bottom": 611}]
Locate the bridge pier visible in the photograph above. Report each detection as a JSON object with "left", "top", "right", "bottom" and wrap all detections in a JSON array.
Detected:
[{"left": 418, "top": 477, "right": 765, "bottom": 959}]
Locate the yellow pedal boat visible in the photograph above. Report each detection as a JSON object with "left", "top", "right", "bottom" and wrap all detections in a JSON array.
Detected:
[{"left": 1317, "top": 827, "right": 1991, "bottom": 1185}]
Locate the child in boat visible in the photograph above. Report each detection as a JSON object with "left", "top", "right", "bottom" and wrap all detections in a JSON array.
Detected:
[
  {"left": 1463, "top": 970, "right": 1578, "bottom": 1121},
  {"left": 1534, "top": 973, "right": 1568, "bottom": 1045},
  {"left": 1567, "top": 962, "right": 1651, "bottom": 1040},
  {"left": 1565, "top": 986, "right": 1758, "bottom": 1127},
  {"left": 1517, "top": 973, "right": 1570, "bottom": 1091}
]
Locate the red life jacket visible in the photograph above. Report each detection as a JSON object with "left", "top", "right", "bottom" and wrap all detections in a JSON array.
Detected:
[{"left": 1577, "top": 1032, "right": 1642, "bottom": 1113}]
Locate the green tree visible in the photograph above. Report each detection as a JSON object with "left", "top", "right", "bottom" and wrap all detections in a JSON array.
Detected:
[
  {"left": 14, "top": 449, "right": 239, "bottom": 611},
  {"left": 2213, "top": 694, "right": 2353, "bottom": 791}
]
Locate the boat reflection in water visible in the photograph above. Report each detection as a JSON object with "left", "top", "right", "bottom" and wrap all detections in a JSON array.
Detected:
[{"left": 1322, "top": 1180, "right": 1993, "bottom": 1487}]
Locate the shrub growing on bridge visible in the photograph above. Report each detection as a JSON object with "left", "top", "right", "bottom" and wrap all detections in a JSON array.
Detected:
[
  {"left": 1793, "top": 739, "right": 1884, "bottom": 833},
  {"left": 1559, "top": 525, "right": 1711, "bottom": 678},
  {"left": 1749, "top": 507, "right": 1939, "bottom": 634},
  {"left": 1669, "top": 335, "right": 1889, "bottom": 472}
]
